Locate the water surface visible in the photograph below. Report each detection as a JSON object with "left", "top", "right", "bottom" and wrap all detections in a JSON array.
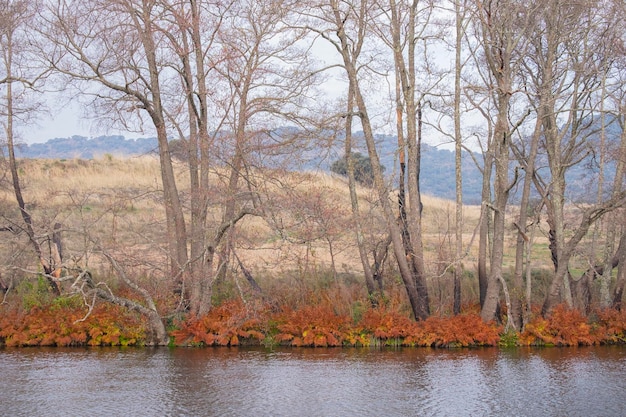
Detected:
[{"left": 1, "top": 346, "right": 624, "bottom": 416}]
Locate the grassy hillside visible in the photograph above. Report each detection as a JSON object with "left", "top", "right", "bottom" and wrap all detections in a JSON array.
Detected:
[
  {"left": 0, "top": 156, "right": 485, "bottom": 304},
  {"left": 2, "top": 156, "right": 625, "bottom": 348},
  {"left": 1, "top": 155, "right": 568, "bottom": 313}
]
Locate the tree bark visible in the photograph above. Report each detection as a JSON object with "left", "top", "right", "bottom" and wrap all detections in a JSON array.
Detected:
[
  {"left": 474, "top": 0, "right": 521, "bottom": 323},
  {"left": 612, "top": 232, "right": 626, "bottom": 310},
  {"left": 345, "top": 83, "right": 379, "bottom": 297},
  {"left": 3, "top": 5, "right": 60, "bottom": 295},
  {"left": 511, "top": 115, "right": 542, "bottom": 328},
  {"left": 453, "top": 0, "right": 467, "bottom": 315},
  {"left": 387, "top": 0, "right": 431, "bottom": 319}
]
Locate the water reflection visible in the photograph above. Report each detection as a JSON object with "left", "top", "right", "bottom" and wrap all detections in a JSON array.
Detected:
[{"left": 1, "top": 346, "right": 624, "bottom": 416}]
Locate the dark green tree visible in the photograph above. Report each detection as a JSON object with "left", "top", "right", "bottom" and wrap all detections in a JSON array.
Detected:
[{"left": 331, "top": 152, "right": 384, "bottom": 186}]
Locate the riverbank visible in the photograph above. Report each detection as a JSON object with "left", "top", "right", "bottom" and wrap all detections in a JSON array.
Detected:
[{"left": 2, "top": 295, "right": 625, "bottom": 348}]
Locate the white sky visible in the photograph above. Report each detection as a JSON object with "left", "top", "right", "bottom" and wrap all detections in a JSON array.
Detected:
[
  {"left": 28, "top": 104, "right": 91, "bottom": 143},
  {"left": 25, "top": 99, "right": 141, "bottom": 145},
  {"left": 21, "top": 34, "right": 455, "bottom": 148}
]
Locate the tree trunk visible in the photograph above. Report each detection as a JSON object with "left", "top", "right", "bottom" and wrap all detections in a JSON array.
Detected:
[
  {"left": 388, "top": 0, "right": 431, "bottom": 319},
  {"left": 543, "top": 195, "right": 626, "bottom": 314},
  {"left": 612, "top": 232, "right": 626, "bottom": 310},
  {"left": 137, "top": 2, "right": 190, "bottom": 298},
  {"left": 477, "top": 152, "right": 493, "bottom": 308},
  {"left": 481, "top": 95, "right": 511, "bottom": 323},
  {"left": 511, "top": 116, "right": 541, "bottom": 328},
  {"left": 95, "top": 255, "right": 169, "bottom": 346},
  {"left": 322, "top": 1, "right": 429, "bottom": 320},
  {"left": 354, "top": 81, "right": 427, "bottom": 320},
  {"left": 345, "top": 83, "right": 378, "bottom": 297},
  {"left": 453, "top": 0, "right": 466, "bottom": 315},
  {"left": 92, "top": 286, "right": 168, "bottom": 346},
  {"left": 3, "top": 22, "right": 60, "bottom": 295}
]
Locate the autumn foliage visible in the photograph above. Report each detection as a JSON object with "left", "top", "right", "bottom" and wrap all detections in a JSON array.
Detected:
[
  {"left": 274, "top": 304, "right": 350, "bottom": 347},
  {"left": 171, "top": 299, "right": 501, "bottom": 348},
  {"left": 0, "top": 300, "right": 146, "bottom": 347},
  {"left": 2, "top": 294, "right": 626, "bottom": 348},
  {"left": 520, "top": 305, "right": 626, "bottom": 346},
  {"left": 170, "top": 300, "right": 268, "bottom": 347}
]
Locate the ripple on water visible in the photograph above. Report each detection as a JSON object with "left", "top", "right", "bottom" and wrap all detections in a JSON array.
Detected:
[{"left": 1, "top": 346, "right": 624, "bottom": 416}]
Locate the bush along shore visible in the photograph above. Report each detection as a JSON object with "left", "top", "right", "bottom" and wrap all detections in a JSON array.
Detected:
[{"left": 1, "top": 295, "right": 625, "bottom": 348}]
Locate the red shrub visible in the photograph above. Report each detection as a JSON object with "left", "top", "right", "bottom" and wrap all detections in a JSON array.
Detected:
[
  {"left": 406, "top": 314, "right": 501, "bottom": 347},
  {"left": 521, "top": 304, "right": 599, "bottom": 346},
  {"left": 171, "top": 299, "right": 268, "bottom": 347},
  {"left": 0, "top": 303, "right": 145, "bottom": 347},
  {"left": 593, "top": 309, "right": 626, "bottom": 344},
  {"left": 273, "top": 304, "right": 349, "bottom": 347}
]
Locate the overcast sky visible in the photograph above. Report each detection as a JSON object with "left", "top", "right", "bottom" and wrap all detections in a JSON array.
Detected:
[
  {"left": 28, "top": 104, "right": 89, "bottom": 144},
  {"left": 26, "top": 99, "right": 143, "bottom": 145}
]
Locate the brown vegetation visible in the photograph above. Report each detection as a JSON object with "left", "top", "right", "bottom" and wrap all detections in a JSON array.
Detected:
[{"left": 1, "top": 157, "right": 624, "bottom": 348}]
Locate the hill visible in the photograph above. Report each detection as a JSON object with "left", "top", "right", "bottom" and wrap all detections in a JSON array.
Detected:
[
  {"left": 13, "top": 126, "right": 620, "bottom": 205},
  {"left": 17, "top": 135, "right": 158, "bottom": 159},
  {"left": 15, "top": 134, "right": 486, "bottom": 203}
]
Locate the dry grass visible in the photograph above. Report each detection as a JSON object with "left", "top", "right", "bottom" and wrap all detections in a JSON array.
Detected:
[
  {"left": 19, "top": 156, "right": 161, "bottom": 194},
  {"left": 4, "top": 155, "right": 623, "bottom": 342},
  {"left": 4, "top": 155, "right": 559, "bottom": 308},
  {"left": 9, "top": 156, "right": 617, "bottom": 316}
]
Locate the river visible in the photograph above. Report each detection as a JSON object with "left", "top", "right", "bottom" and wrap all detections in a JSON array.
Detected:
[{"left": 1, "top": 346, "right": 624, "bottom": 416}]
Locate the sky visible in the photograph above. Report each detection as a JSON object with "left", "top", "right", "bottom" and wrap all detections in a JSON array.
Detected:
[
  {"left": 28, "top": 103, "right": 91, "bottom": 144},
  {"left": 21, "top": 40, "right": 454, "bottom": 148},
  {"left": 21, "top": 37, "right": 342, "bottom": 145},
  {"left": 26, "top": 97, "right": 141, "bottom": 145}
]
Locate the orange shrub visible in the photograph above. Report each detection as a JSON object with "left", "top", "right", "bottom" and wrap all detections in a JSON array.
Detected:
[
  {"left": 0, "top": 302, "right": 146, "bottom": 347},
  {"left": 359, "top": 307, "right": 415, "bottom": 339},
  {"left": 406, "top": 314, "right": 501, "bottom": 347},
  {"left": 5, "top": 293, "right": 626, "bottom": 349},
  {"left": 593, "top": 309, "right": 626, "bottom": 344},
  {"left": 171, "top": 299, "right": 267, "bottom": 346},
  {"left": 349, "top": 306, "right": 500, "bottom": 347},
  {"left": 521, "top": 304, "right": 599, "bottom": 346},
  {"left": 273, "top": 304, "right": 349, "bottom": 347}
]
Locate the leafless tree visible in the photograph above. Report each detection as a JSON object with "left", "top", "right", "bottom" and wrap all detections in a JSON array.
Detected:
[
  {"left": 38, "top": 0, "right": 324, "bottom": 319},
  {"left": 206, "top": 0, "right": 323, "bottom": 305},
  {"left": 0, "top": 0, "right": 61, "bottom": 294},
  {"left": 451, "top": 0, "right": 469, "bottom": 314},
  {"left": 516, "top": 0, "right": 626, "bottom": 315},
  {"left": 372, "top": 0, "right": 437, "bottom": 318},
  {"left": 302, "top": 0, "right": 432, "bottom": 319},
  {"left": 44, "top": 0, "right": 190, "bottom": 287},
  {"left": 470, "top": 0, "right": 534, "bottom": 324}
]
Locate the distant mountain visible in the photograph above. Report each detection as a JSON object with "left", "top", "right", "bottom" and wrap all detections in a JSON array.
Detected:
[
  {"left": 16, "top": 135, "right": 158, "bottom": 159},
  {"left": 13, "top": 125, "right": 621, "bottom": 205},
  {"left": 16, "top": 133, "right": 485, "bottom": 203}
]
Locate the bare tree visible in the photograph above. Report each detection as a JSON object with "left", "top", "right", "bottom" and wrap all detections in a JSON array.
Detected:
[
  {"left": 509, "top": 119, "right": 542, "bottom": 328},
  {"left": 159, "top": 0, "right": 230, "bottom": 316},
  {"left": 452, "top": 0, "right": 468, "bottom": 314},
  {"left": 375, "top": 0, "right": 436, "bottom": 318},
  {"left": 40, "top": 0, "right": 323, "bottom": 318},
  {"left": 46, "top": 0, "right": 224, "bottom": 329},
  {"left": 343, "top": 79, "right": 381, "bottom": 297},
  {"left": 207, "top": 0, "right": 322, "bottom": 305},
  {"left": 601, "top": 0, "right": 626, "bottom": 309},
  {"left": 609, "top": 9, "right": 626, "bottom": 308},
  {"left": 0, "top": 0, "right": 61, "bottom": 294},
  {"left": 303, "top": 0, "right": 432, "bottom": 319},
  {"left": 296, "top": 0, "right": 383, "bottom": 301},
  {"left": 43, "top": 0, "right": 190, "bottom": 289},
  {"left": 471, "top": 0, "right": 533, "bottom": 324},
  {"left": 517, "top": 0, "right": 626, "bottom": 315}
]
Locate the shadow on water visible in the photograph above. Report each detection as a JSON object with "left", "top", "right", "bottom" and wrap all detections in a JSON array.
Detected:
[{"left": 1, "top": 345, "right": 624, "bottom": 416}]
